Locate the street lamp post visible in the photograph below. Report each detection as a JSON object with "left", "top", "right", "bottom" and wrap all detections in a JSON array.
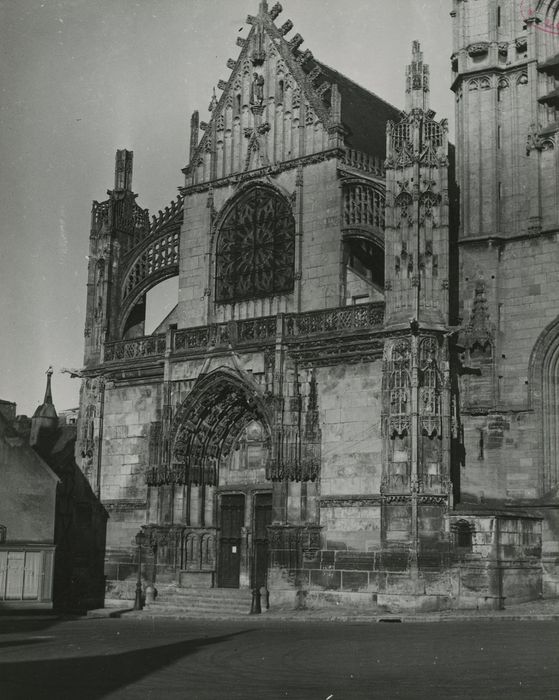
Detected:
[{"left": 133, "top": 529, "right": 146, "bottom": 611}]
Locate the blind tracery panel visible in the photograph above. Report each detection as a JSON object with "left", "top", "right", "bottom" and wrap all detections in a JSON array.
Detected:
[{"left": 215, "top": 186, "right": 295, "bottom": 303}]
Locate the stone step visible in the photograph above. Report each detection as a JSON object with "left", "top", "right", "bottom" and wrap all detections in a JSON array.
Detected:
[
  {"left": 154, "top": 587, "right": 252, "bottom": 601},
  {"left": 149, "top": 586, "right": 255, "bottom": 615},
  {"left": 147, "top": 602, "right": 252, "bottom": 615},
  {"left": 155, "top": 595, "right": 251, "bottom": 604}
]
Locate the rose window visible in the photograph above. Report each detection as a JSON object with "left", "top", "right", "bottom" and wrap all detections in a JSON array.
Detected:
[{"left": 215, "top": 186, "right": 295, "bottom": 303}]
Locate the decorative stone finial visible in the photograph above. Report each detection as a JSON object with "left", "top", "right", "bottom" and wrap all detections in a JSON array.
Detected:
[
  {"left": 114, "top": 150, "right": 133, "bottom": 191},
  {"left": 208, "top": 88, "right": 218, "bottom": 112},
  {"left": 44, "top": 367, "right": 54, "bottom": 405},
  {"left": 269, "top": 2, "right": 283, "bottom": 20},
  {"left": 405, "top": 40, "right": 430, "bottom": 112}
]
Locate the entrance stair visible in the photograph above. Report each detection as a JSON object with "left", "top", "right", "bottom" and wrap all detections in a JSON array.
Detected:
[{"left": 145, "top": 584, "right": 254, "bottom": 618}]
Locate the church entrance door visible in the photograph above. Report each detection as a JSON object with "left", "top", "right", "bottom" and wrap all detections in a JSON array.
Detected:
[
  {"left": 218, "top": 494, "right": 245, "bottom": 588},
  {"left": 253, "top": 493, "right": 272, "bottom": 590}
]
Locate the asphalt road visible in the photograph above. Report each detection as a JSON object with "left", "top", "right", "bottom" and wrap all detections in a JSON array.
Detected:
[{"left": 0, "top": 614, "right": 558, "bottom": 699}]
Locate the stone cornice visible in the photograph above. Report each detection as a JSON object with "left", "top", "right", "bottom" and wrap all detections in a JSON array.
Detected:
[
  {"left": 180, "top": 148, "right": 343, "bottom": 196},
  {"left": 450, "top": 60, "right": 532, "bottom": 92},
  {"left": 458, "top": 227, "right": 559, "bottom": 247},
  {"left": 320, "top": 494, "right": 382, "bottom": 507}
]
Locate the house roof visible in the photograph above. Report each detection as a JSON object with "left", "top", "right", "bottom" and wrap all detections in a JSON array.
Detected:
[{"left": 0, "top": 410, "right": 59, "bottom": 483}]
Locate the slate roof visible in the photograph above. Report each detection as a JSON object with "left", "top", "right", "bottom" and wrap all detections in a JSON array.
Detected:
[
  {"left": 539, "top": 52, "right": 559, "bottom": 75},
  {"left": 312, "top": 60, "right": 401, "bottom": 158}
]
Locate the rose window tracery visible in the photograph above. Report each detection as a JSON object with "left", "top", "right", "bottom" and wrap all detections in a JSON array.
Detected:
[{"left": 215, "top": 185, "right": 295, "bottom": 303}]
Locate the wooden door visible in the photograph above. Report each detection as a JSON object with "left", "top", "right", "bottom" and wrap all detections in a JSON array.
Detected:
[
  {"left": 218, "top": 495, "right": 244, "bottom": 588},
  {"left": 253, "top": 493, "right": 272, "bottom": 590}
]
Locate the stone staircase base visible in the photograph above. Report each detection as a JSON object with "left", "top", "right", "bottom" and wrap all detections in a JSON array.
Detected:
[{"left": 145, "top": 585, "right": 255, "bottom": 617}]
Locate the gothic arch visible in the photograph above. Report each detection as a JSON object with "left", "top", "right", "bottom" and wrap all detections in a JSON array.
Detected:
[
  {"left": 342, "top": 229, "right": 385, "bottom": 294},
  {"left": 118, "top": 233, "right": 180, "bottom": 337},
  {"left": 213, "top": 183, "right": 295, "bottom": 304},
  {"left": 169, "top": 368, "right": 273, "bottom": 487},
  {"left": 529, "top": 316, "right": 559, "bottom": 493}
]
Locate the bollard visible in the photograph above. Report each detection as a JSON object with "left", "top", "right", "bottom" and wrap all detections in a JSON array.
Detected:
[
  {"left": 145, "top": 585, "right": 156, "bottom": 605},
  {"left": 250, "top": 587, "right": 262, "bottom": 614}
]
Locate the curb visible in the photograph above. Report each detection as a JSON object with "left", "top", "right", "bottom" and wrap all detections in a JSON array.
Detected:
[{"left": 111, "top": 609, "right": 559, "bottom": 624}]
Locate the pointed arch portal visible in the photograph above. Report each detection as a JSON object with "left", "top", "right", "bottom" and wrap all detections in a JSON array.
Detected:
[{"left": 169, "top": 369, "right": 272, "bottom": 487}]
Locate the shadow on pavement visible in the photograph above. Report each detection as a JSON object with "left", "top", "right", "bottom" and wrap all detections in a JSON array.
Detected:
[
  {"left": 0, "top": 629, "right": 254, "bottom": 700},
  {"left": 0, "top": 639, "right": 53, "bottom": 650},
  {"left": 0, "top": 610, "right": 76, "bottom": 637}
]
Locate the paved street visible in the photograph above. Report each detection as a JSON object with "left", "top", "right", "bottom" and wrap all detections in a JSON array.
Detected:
[{"left": 0, "top": 614, "right": 558, "bottom": 699}]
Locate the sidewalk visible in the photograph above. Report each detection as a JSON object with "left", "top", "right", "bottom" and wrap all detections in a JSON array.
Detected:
[{"left": 85, "top": 596, "right": 559, "bottom": 624}]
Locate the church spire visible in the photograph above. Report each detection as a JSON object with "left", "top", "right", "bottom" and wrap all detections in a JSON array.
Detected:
[
  {"left": 43, "top": 366, "right": 54, "bottom": 405},
  {"left": 405, "top": 40, "right": 430, "bottom": 112},
  {"left": 30, "top": 367, "right": 58, "bottom": 450}
]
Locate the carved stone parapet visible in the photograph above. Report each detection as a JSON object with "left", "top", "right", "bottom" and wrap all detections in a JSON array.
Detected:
[{"left": 104, "top": 334, "right": 166, "bottom": 362}]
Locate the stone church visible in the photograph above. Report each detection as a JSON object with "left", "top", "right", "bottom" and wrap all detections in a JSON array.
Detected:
[{"left": 77, "top": 0, "right": 559, "bottom": 611}]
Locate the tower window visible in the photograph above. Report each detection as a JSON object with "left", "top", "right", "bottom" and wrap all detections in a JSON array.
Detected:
[{"left": 497, "top": 6, "right": 501, "bottom": 27}]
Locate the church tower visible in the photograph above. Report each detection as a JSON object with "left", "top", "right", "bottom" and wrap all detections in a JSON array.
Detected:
[
  {"left": 382, "top": 42, "right": 453, "bottom": 556},
  {"left": 451, "top": 0, "right": 559, "bottom": 501}
]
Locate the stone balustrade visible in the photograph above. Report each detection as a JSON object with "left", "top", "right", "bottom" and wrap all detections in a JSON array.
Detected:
[
  {"left": 341, "top": 148, "right": 385, "bottom": 177},
  {"left": 102, "top": 302, "right": 385, "bottom": 363}
]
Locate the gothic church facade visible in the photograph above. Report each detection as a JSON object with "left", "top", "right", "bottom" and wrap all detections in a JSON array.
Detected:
[{"left": 77, "top": 0, "right": 559, "bottom": 610}]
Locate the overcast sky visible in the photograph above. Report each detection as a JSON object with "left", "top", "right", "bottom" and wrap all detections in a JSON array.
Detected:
[{"left": 0, "top": 0, "right": 453, "bottom": 416}]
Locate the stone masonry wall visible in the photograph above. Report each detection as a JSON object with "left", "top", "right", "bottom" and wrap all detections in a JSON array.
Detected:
[
  {"left": 101, "top": 380, "right": 162, "bottom": 591},
  {"left": 317, "top": 360, "right": 383, "bottom": 553}
]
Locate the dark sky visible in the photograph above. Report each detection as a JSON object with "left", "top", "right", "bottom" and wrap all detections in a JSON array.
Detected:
[{"left": 0, "top": 0, "right": 452, "bottom": 415}]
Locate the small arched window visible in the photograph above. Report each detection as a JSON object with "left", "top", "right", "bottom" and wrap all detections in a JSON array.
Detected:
[
  {"left": 454, "top": 519, "right": 474, "bottom": 550},
  {"left": 215, "top": 185, "right": 295, "bottom": 303}
]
